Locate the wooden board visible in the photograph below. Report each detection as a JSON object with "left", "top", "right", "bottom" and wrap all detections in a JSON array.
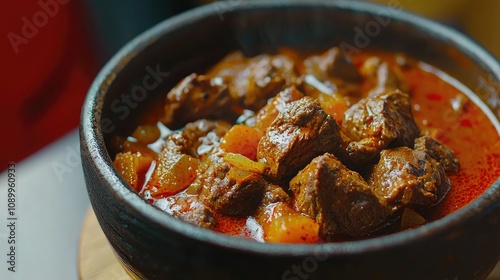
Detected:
[
  {"left": 78, "top": 208, "right": 137, "bottom": 280},
  {"left": 79, "top": 207, "right": 500, "bottom": 279}
]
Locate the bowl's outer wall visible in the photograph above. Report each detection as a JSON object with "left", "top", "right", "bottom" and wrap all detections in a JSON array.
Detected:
[{"left": 81, "top": 1, "right": 500, "bottom": 279}]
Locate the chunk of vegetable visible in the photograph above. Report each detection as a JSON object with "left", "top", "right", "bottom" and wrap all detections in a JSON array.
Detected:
[
  {"left": 265, "top": 214, "right": 319, "bottom": 243},
  {"left": 223, "top": 153, "right": 265, "bottom": 174},
  {"left": 226, "top": 167, "right": 256, "bottom": 183},
  {"left": 148, "top": 153, "right": 199, "bottom": 197},
  {"left": 316, "top": 91, "right": 348, "bottom": 121},
  {"left": 401, "top": 208, "right": 427, "bottom": 229},
  {"left": 131, "top": 124, "right": 161, "bottom": 144},
  {"left": 113, "top": 152, "right": 154, "bottom": 191},
  {"left": 122, "top": 140, "right": 157, "bottom": 158},
  {"left": 302, "top": 75, "right": 348, "bottom": 121},
  {"left": 219, "top": 125, "right": 262, "bottom": 160}
]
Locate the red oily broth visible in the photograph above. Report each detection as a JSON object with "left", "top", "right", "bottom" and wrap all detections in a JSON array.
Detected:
[
  {"left": 135, "top": 49, "right": 500, "bottom": 239},
  {"left": 401, "top": 61, "right": 500, "bottom": 219},
  {"left": 349, "top": 51, "right": 500, "bottom": 221}
]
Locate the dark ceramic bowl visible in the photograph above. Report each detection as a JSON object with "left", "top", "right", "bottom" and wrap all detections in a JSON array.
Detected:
[{"left": 80, "top": 1, "right": 500, "bottom": 279}]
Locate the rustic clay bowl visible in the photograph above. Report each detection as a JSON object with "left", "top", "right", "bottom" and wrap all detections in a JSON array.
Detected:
[{"left": 80, "top": 1, "right": 500, "bottom": 279}]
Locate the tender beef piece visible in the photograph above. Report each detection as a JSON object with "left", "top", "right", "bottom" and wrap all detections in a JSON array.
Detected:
[
  {"left": 159, "top": 131, "right": 191, "bottom": 155},
  {"left": 290, "top": 153, "right": 391, "bottom": 237},
  {"left": 368, "top": 147, "right": 450, "bottom": 210},
  {"left": 302, "top": 47, "right": 364, "bottom": 104},
  {"left": 260, "top": 184, "right": 291, "bottom": 206},
  {"left": 187, "top": 150, "right": 226, "bottom": 195},
  {"left": 198, "top": 151, "right": 266, "bottom": 217},
  {"left": 414, "top": 136, "right": 460, "bottom": 174},
  {"left": 341, "top": 90, "right": 420, "bottom": 165},
  {"left": 155, "top": 120, "right": 231, "bottom": 161},
  {"left": 210, "top": 52, "right": 298, "bottom": 110},
  {"left": 257, "top": 97, "right": 343, "bottom": 183},
  {"left": 182, "top": 119, "right": 232, "bottom": 159},
  {"left": 304, "top": 47, "right": 362, "bottom": 83},
  {"left": 250, "top": 86, "right": 304, "bottom": 131},
  {"left": 155, "top": 195, "right": 216, "bottom": 229},
  {"left": 361, "top": 57, "right": 409, "bottom": 95},
  {"left": 254, "top": 184, "right": 292, "bottom": 225},
  {"left": 161, "top": 73, "right": 233, "bottom": 129},
  {"left": 206, "top": 51, "right": 246, "bottom": 78}
]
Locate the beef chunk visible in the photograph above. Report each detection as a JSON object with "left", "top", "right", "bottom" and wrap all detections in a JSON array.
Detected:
[
  {"left": 254, "top": 184, "right": 293, "bottom": 225},
  {"left": 210, "top": 52, "right": 298, "bottom": 110},
  {"left": 153, "top": 120, "right": 231, "bottom": 162},
  {"left": 198, "top": 151, "right": 266, "bottom": 217},
  {"left": 368, "top": 147, "right": 450, "bottom": 210},
  {"left": 414, "top": 136, "right": 460, "bottom": 173},
  {"left": 206, "top": 51, "right": 246, "bottom": 78},
  {"left": 260, "top": 184, "right": 291, "bottom": 206},
  {"left": 161, "top": 73, "right": 233, "bottom": 128},
  {"left": 302, "top": 47, "right": 362, "bottom": 105},
  {"left": 361, "top": 57, "right": 409, "bottom": 95},
  {"left": 251, "top": 86, "right": 304, "bottom": 131},
  {"left": 155, "top": 195, "right": 216, "bottom": 229},
  {"left": 342, "top": 90, "right": 420, "bottom": 165},
  {"left": 187, "top": 150, "right": 227, "bottom": 195},
  {"left": 182, "top": 119, "right": 232, "bottom": 159},
  {"left": 290, "top": 153, "right": 390, "bottom": 237},
  {"left": 257, "top": 97, "right": 343, "bottom": 183},
  {"left": 304, "top": 47, "right": 362, "bottom": 83}
]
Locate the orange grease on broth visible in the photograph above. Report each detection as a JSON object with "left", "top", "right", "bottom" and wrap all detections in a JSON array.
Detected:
[
  {"left": 132, "top": 50, "right": 500, "bottom": 240},
  {"left": 207, "top": 50, "right": 500, "bottom": 239},
  {"left": 405, "top": 66, "right": 500, "bottom": 219},
  {"left": 349, "top": 51, "right": 500, "bottom": 220}
]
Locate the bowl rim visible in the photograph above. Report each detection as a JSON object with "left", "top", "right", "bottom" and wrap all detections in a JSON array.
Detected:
[{"left": 81, "top": 0, "right": 500, "bottom": 256}]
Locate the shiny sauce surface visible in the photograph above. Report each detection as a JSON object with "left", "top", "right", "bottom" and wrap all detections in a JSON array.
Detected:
[
  {"left": 214, "top": 50, "right": 500, "bottom": 238},
  {"left": 118, "top": 49, "right": 500, "bottom": 241}
]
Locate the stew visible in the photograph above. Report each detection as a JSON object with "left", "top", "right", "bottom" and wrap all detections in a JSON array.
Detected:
[{"left": 112, "top": 47, "right": 500, "bottom": 243}]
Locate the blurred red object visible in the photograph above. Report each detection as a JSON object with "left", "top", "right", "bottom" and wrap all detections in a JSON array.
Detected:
[{"left": 0, "top": 0, "right": 98, "bottom": 170}]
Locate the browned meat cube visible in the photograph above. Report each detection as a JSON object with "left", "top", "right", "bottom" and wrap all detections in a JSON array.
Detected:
[
  {"left": 182, "top": 119, "right": 232, "bottom": 159},
  {"left": 304, "top": 47, "right": 362, "bottom": 83},
  {"left": 368, "top": 147, "right": 450, "bottom": 210},
  {"left": 161, "top": 73, "right": 233, "bottom": 128},
  {"left": 342, "top": 90, "right": 420, "bottom": 165},
  {"left": 251, "top": 86, "right": 304, "bottom": 131},
  {"left": 290, "top": 153, "right": 391, "bottom": 237},
  {"left": 414, "top": 136, "right": 460, "bottom": 173},
  {"left": 257, "top": 97, "right": 343, "bottom": 183},
  {"left": 210, "top": 52, "right": 298, "bottom": 110},
  {"left": 155, "top": 194, "right": 216, "bottom": 229},
  {"left": 238, "top": 54, "right": 297, "bottom": 110},
  {"left": 206, "top": 51, "right": 246, "bottom": 78},
  {"left": 198, "top": 151, "right": 266, "bottom": 217},
  {"left": 361, "top": 57, "right": 409, "bottom": 95},
  {"left": 254, "top": 184, "right": 292, "bottom": 225},
  {"left": 260, "top": 184, "right": 291, "bottom": 206}
]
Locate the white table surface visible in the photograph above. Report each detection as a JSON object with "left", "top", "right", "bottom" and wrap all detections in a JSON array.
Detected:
[
  {"left": 0, "top": 130, "right": 89, "bottom": 280},
  {"left": 0, "top": 129, "right": 498, "bottom": 280}
]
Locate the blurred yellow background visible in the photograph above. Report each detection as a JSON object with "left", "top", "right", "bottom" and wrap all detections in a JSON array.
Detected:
[{"left": 370, "top": 0, "right": 500, "bottom": 59}]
